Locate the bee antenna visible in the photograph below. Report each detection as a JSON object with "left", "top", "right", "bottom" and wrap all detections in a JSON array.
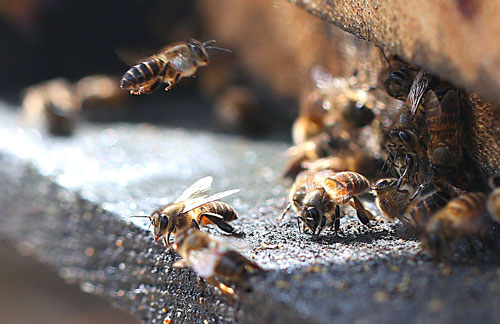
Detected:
[
  {"left": 205, "top": 46, "right": 232, "bottom": 53},
  {"left": 130, "top": 215, "right": 150, "bottom": 218},
  {"left": 202, "top": 39, "right": 217, "bottom": 46}
]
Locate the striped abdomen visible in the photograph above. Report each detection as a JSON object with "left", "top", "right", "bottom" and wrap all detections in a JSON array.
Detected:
[
  {"left": 120, "top": 58, "right": 165, "bottom": 89},
  {"left": 408, "top": 187, "right": 452, "bottom": 228},
  {"left": 192, "top": 201, "right": 238, "bottom": 224},
  {"left": 214, "top": 250, "right": 250, "bottom": 281},
  {"left": 425, "top": 90, "right": 460, "bottom": 153},
  {"left": 439, "top": 193, "right": 486, "bottom": 225},
  {"left": 322, "top": 171, "right": 370, "bottom": 204}
]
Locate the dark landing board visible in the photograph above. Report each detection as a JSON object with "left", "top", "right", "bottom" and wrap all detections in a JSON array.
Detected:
[{"left": 0, "top": 103, "right": 499, "bottom": 324}]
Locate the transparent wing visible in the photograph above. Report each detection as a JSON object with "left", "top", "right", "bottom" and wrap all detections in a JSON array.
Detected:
[
  {"left": 408, "top": 71, "right": 431, "bottom": 115},
  {"left": 182, "top": 189, "right": 240, "bottom": 213},
  {"left": 187, "top": 249, "right": 219, "bottom": 278},
  {"left": 175, "top": 176, "right": 213, "bottom": 203}
]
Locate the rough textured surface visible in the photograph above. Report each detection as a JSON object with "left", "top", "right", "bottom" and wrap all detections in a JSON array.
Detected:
[
  {"left": 289, "top": 0, "right": 500, "bottom": 105},
  {"left": 1, "top": 102, "right": 500, "bottom": 324}
]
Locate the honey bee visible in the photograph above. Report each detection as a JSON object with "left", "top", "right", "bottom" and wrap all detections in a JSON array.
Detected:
[
  {"left": 373, "top": 178, "right": 411, "bottom": 223},
  {"left": 374, "top": 178, "right": 456, "bottom": 231},
  {"left": 385, "top": 71, "right": 431, "bottom": 187},
  {"left": 173, "top": 228, "right": 262, "bottom": 295},
  {"left": 405, "top": 180, "right": 456, "bottom": 230},
  {"left": 378, "top": 54, "right": 419, "bottom": 100},
  {"left": 410, "top": 89, "right": 464, "bottom": 200},
  {"left": 422, "top": 192, "right": 491, "bottom": 260},
  {"left": 120, "top": 39, "right": 230, "bottom": 95},
  {"left": 289, "top": 170, "right": 374, "bottom": 235},
  {"left": 132, "top": 176, "right": 241, "bottom": 246}
]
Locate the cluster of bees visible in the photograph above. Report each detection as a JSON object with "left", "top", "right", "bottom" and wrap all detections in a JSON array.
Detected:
[
  {"left": 20, "top": 38, "right": 499, "bottom": 296},
  {"left": 122, "top": 41, "right": 499, "bottom": 296},
  {"left": 282, "top": 54, "right": 500, "bottom": 261}
]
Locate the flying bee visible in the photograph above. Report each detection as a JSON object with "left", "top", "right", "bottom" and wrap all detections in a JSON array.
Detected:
[
  {"left": 378, "top": 54, "right": 420, "bottom": 100},
  {"left": 290, "top": 170, "right": 374, "bottom": 236},
  {"left": 422, "top": 192, "right": 491, "bottom": 260},
  {"left": 132, "top": 176, "right": 241, "bottom": 246},
  {"left": 120, "top": 39, "right": 231, "bottom": 95},
  {"left": 173, "top": 228, "right": 262, "bottom": 295}
]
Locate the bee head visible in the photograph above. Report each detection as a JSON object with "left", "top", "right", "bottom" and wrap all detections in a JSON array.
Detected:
[
  {"left": 298, "top": 206, "right": 322, "bottom": 233},
  {"left": 385, "top": 70, "right": 409, "bottom": 99},
  {"left": 150, "top": 210, "right": 169, "bottom": 242},
  {"left": 189, "top": 39, "right": 210, "bottom": 66}
]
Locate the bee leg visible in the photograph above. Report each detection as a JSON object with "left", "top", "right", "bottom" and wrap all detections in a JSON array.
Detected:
[
  {"left": 410, "top": 171, "right": 433, "bottom": 201},
  {"left": 164, "top": 72, "right": 181, "bottom": 91},
  {"left": 192, "top": 219, "right": 201, "bottom": 230},
  {"left": 296, "top": 217, "right": 302, "bottom": 234},
  {"left": 381, "top": 149, "right": 394, "bottom": 174},
  {"left": 201, "top": 213, "right": 245, "bottom": 238},
  {"left": 331, "top": 205, "right": 343, "bottom": 236},
  {"left": 351, "top": 196, "right": 372, "bottom": 226},
  {"left": 279, "top": 202, "right": 292, "bottom": 223},
  {"left": 316, "top": 216, "right": 326, "bottom": 236},
  {"left": 394, "top": 159, "right": 409, "bottom": 191}
]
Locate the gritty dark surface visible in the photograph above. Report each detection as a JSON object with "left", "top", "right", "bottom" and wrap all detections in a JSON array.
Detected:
[
  {"left": 0, "top": 243, "right": 139, "bottom": 324},
  {"left": 0, "top": 102, "right": 499, "bottom": 324}
]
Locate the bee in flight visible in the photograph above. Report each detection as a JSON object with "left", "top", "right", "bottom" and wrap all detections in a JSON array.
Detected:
[
  {"left": 173, "top": 228, "right": 262, "bottom": 295},
  {"left": 120, "top": 38, "right": 231, "bottom": 95},
  {"left": 132, "top": 176, "right": 242, "bottom": 246}
]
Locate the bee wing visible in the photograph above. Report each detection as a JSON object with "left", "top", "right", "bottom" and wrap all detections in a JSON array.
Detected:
[
  {"left": 408, "top": 71, "right": 431, "bottom": 115},
  {"left": 175, "top": 176, "right": 213, "bottom": 203},
  {"left": 115, "top": 48, "right": 158, "bottom": 66},
  {"left": 186, "top": 249, "right": 219, "bottom": 278},
  {"left": 311, "top": 66, "right": 337, "bottom": 90},
  {"left": 182, "top": 189, "right": 240, "bottom": 213},
  {"left": 431, "top": 89, "right": 461, "bottom": 150}
]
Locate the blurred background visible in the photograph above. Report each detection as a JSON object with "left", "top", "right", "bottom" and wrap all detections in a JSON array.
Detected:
[{"left": 1, "top": 0, "right": 498, "bottom": 323}]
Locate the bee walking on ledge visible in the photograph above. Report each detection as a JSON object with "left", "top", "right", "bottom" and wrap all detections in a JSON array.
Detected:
[
  {"left": 120, "top": 38, "right": 231, "bottom": 95},
  {"left": 283, "top": 170, "right": 375, "bottom": 236},
  {"left": 131, "top": 176, "right": 242, "bottom": 246}
]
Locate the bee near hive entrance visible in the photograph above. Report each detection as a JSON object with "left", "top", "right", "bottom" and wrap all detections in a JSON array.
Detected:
[{"left": 120, "top": 39, "right": 231, "bottom": 95}]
